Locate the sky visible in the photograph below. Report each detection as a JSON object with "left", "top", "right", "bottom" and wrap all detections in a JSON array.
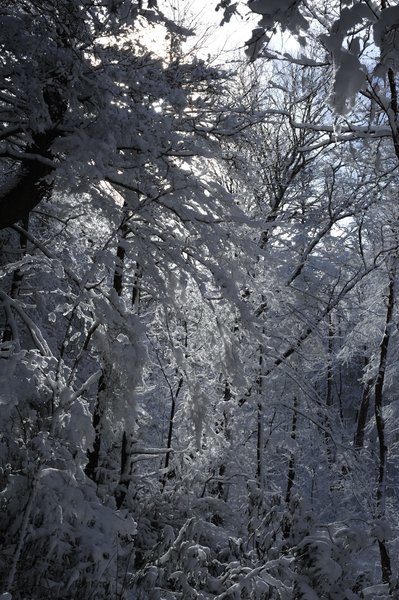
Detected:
[
  {"left": 147, "top": 1, "right": 300, "bottom": 68},
  {"left": 163, "top": 1, "right": 257, "bottom": 60},
  {"left": 172, "top": 2, "right": 300, "bottom": 62}
]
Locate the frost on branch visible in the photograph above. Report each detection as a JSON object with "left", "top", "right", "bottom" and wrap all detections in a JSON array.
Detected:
[
  {"left": 245, "top": 0, "right": 309, "bottom": 60},
  {"left": 243, "top": 0, "right": 399, "bottom": 116},
  {"left": 248, "top": 0, "right": 309, "bottom": 35}
]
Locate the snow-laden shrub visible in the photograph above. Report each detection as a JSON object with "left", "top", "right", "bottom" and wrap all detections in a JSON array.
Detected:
[
  {"left": 1, "top": 467, "right": 136, "bottom": 599},
  {"left": 133, "top": 518, "right": 211, "bottom": 599},
  {"left": 293, "top": 523, "right": 371, "bottom": 599}
]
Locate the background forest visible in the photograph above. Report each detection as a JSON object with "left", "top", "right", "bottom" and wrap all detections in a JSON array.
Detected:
[{"left": 1, "top": 0, "right": 399, "bottom": 598}]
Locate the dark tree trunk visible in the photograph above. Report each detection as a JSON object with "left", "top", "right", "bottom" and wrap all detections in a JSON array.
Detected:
[
  {"left": 256, "top": 401, "right": 264, "bottom": 483},
  {"left": 86, "top": 212, "right": 129, "bottom": 485},
  {"left": 324, "top": 315, "right": 336, "bottom": 469},
  {"left": 256, "top": 344, "right": 264, "bottom": 485},
  {"left": 2, "top": 217, "right": 29, "bottom": 342},
  {"left": 115, "top": 431, "right": 130, "bottom": 509},
  {"left": 374, "top": 272, "right": 395, "bottom": 585},
  {"left": 161, "top": 375, "right": 183, "bottom": 490},
  {"left": 132, "top": 262, "right": 142, "bottom": 308},
  {"left": 0, "top": 137, "right": 54, "bottom": 230},
  {"left": 283, "top": 396, "right": 298, "bottom": 540},
  {"left": 0, "top": 83, "right": 67, "bottom": 230},
  {"left": 85, "top": 370, "right": 108, "bottom": 483},
  {"left": 112, "top": 209, "right": 129, "bottom": 295},
  {"left": 354, "top": 362, "right": 372, "bottom": 450},
  {"left": 113, "top": 242, "right": 126, "bottom": 296},
  {"left": 213, "top": 379, "right": 232, "bottom": 505},
  {"left": 161, "top": 321, "right": 187, "bottom": 491},
  {"left": 326, "top": 313, "right": 334, "bottom": 408}
]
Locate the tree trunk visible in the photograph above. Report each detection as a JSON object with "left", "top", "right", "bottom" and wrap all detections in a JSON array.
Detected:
[
  {"left": 2, "top": 217, "right": 29, "bottom": 343},
  {"left": 85, "top": 369, "right": 109, "bottom": 483},
  {"left": 256, "top": 401, "right": 264, "bottom": 483},
  {"left": 0, "top": 82, "right": 67, "bottom": 229},
  {"left": 115, "top": 431, "right": 130, "bottom": 509},
  {"left": 324, "top": 315, "right": 336, "bottom": 469},
  {"left": 354, "top": 359, "right": 372, "bottom": 450},
  {"left": 161, "top": 320, "right": 187, "bottom": 490},
  {"left": 373, "top": 271, "right": 395, "bottom": 585},
  {"left": 132, "top": 262, "right": 142, "bottom": 309},
  {"left": 326, "top": 313, "right": 334, "bottom": 408},
  {"left": 214, "top": 380, "right": 232, "bottom": 501},
  {"left": 283, "top": 396, "right": 298, "bottom": 540},
  {"left": 0, "top": 137, "right": 54, "bottom": 230},
  {"left": 161, "top": 375, "right": 183, "bottom": 491},
  {"left": 256, "top": 344, "right": 265, "bottom": 486},
  {"left": 86, "top": 213, "right": 128, "bottom": 485}
]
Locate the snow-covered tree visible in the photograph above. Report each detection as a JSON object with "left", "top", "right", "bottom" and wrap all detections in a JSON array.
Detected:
[{"left": 2, "top": 0, "right": 399, "bottom": 598}]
